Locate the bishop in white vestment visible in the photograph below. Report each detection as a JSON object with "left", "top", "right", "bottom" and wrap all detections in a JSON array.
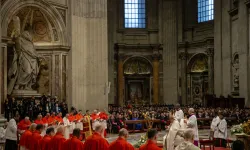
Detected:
[{"left": 185, "top": 108, "right": 199, "bottom": 147}]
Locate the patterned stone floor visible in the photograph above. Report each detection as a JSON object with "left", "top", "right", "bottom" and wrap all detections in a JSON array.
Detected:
[{"left": 106, "top": 129, "right": 236, "bottom": 146}]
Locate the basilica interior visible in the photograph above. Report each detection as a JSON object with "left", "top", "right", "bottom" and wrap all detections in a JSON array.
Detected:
[{"left": 0, "top": 0, "right": 249, "bottom": 112}]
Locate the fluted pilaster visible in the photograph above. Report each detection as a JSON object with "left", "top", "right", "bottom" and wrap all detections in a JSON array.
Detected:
[
  {"left": 179, "top": 52, "right": 187, "bottom": 105},
  {"left": 70, "top": 0, "right": 108, "bottom": 111},
  {"left": 153, "top": 55, "right": 160, "bottom": 104},
  {"left": 162, "top": 0, "right": 178, "bottom": 104},
  {"left": 206, "top": 48, "right": 214, "bottom": 94}
]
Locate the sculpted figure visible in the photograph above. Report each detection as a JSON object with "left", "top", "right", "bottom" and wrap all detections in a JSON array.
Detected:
[{"left": 8, "top": 14, "right": 43, "bottom": 94}]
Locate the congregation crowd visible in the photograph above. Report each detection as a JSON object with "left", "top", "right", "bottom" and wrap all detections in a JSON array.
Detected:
[{"left": 1, "top": 95, "right": 249, "bottom": 150}]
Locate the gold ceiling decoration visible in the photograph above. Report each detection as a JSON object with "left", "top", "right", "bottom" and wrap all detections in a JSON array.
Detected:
[
  {"left": 191, "top": 55, "right": 208, "bottom": 73},
  {"left": 124, "top": 57, "right": 152, "bottom": 75}
]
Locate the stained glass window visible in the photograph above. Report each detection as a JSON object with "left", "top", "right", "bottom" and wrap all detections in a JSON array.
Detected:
[
  {"left": 198, "top": 0, "right": 214, "bottom": 23},
  {"left": 124, "top": 0, "right": 146, "bottom": 28}
]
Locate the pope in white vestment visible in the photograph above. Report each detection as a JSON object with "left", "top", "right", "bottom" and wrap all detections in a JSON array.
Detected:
[
  {"left": 164, "top": 115, "right": 186, "bottom": 150},
  {"left": 63, "top": 114, "right": 72, "bottom": 139},
  {"left": 175, "top": 108, "right": 184, "bottom": 120}
]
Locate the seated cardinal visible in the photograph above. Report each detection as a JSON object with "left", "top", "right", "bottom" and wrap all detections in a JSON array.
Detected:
[
  {"left": 62, "top": 128, "right": 84, "bottom": 150},
  {"left": 29, "top": 124, "right": 44, "bottom": 150},
  {"left": 18, "top": 117, "right": 31, "bottom": 131},
  {"left": 48, "top": 125, "right": 66, "bottom": 150},
  {"left": 109, "top": 128, "right": 134, "bottom": 150},
  {"left": 19, "top": 123, "right": 36, "bottom": 150},
  {"left": 83, "top": 123, "right": 109, "bottom": 150}
]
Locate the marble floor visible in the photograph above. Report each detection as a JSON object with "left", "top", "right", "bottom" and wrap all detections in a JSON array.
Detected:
[{"left": 106, "top": 129, "right": 236, "bottom": 146}]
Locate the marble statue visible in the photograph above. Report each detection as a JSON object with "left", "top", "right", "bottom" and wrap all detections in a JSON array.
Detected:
[{"left": 7, "top": 15, "right": 43, "bottom": 95}]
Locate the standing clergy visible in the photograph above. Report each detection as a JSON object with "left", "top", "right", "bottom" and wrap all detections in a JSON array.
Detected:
[
  {"left": 63, "top": 114, "right": 72, "bottom": 139},
  {"left": 139, "top": 129, "right": 161, "bottom": 150},
  {"left": 5, "top": 114, "right": 20, "bottom": 150},
  {"left": 62, "top": 128, "right": 84, "bottom": 150},
  {"left": 214, "top": 113, "right": 227, "bottom": 148},
  {"left": 48, "top": 125, "right": 66, "bottom": 150},
  {"left": 19, "top": 123, "right": 36, "bottom": 150},
  {"left": 17, "top": 117, "right": 31, "bottom": 133},
  {"left": 91, "top": 110, "right": 100, "bottom": 131},
  {"left": 174, "top": 104, "right": 184, "bottom": 120},
  {"left": 40, "top": 127, "right": 55, "bottom": 150},
  {"left": 83, "top": 123, "right": 109, "bottom": 150},
  {"left": 109, "top": 128, "right": 134, "bottom": 150},
  {"left": 164, "top": 115, "right": 185, "bottom": 150},
  {"left": 185, "top": 108, "right": 199, "bottom": 147}
]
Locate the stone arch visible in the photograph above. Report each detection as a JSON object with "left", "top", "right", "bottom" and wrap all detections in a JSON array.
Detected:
[
  {"left": 1, "top": 0, "right": 67, "bottom": 45},
  {"left": 187, "top": 53, "right": 208, "bottom": 73},
  {"left": 123, "top": 56, "right": 152, "bottom": 75}
]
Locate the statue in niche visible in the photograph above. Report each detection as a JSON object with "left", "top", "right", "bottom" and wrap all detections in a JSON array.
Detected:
[
  {"left": 233, "top": 55, "right": 239, "bottom": 91},
  {"left": 7, "top": 10, "right": 44, "bottom": 95}
]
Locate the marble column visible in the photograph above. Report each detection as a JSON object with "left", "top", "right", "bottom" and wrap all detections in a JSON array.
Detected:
[
  {"left": 179, "top": 52, "right": 187, "bottom": 105},
  {"left": 117, "top": 55, "right": 124, "bottom": 106},
  {"left": 153, "top": 55, "right": 160, "bottom": 104},
  {"left": 206, "top": 48, "right": 214, "bottom": 94}
]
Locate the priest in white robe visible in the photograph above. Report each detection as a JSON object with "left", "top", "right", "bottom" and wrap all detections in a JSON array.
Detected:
[
  {"left": 210, "top": 112, "right": 220, "bottom": 139},
  {"left": 185, "top": 108, "right": 199, "bottom": 147},
  {"left": 214, "top": 113, "right": 227, "bottom": 148},
  {"left": 163, "top": 115, "right": 186, "bottom": 150},
  {"left": 63, "top": 113, "right": 72, "bottom": 139},
  {"left": 174, "top": 104, "right": 184, "bottom": 120}
]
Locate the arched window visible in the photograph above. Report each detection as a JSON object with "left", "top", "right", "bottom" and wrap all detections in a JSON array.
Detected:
[
  {"left": 198, "top": 0, "right": 214, "bottom": 23},
  {"left": 124, "top": 0, "right": 146, "bottom": 28}
]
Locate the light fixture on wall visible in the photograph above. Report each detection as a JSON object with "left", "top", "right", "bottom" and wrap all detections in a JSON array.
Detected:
[{"left": 104, "top": 82, "right": 111, "bottom": 95}]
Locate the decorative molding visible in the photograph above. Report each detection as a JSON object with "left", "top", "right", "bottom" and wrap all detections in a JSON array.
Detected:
[
  {"left": 228, "top": 8, "right": 238, "bottom": 16},
  {"left": 178, "top": 37, "right": 214, "bottom": 49},
  {"left": 115, "top": 43, "right": 163, "bottom": 50},
  {"left": 56, "top": 8, "right": 66, "bottom": 25},
  {"left": 245, "top": 0, "right": 250, "bottom": 8}
]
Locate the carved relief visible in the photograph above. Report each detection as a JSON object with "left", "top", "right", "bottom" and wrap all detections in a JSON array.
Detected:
[
  {"left": 37, "top": 57, "right": 51, "bottom": 95},
  {"left": 232, "top": 53, "right": 239, "bottom": 93},
  {"left": 7, "top": 6, "right": 59, "bottom": 43}
]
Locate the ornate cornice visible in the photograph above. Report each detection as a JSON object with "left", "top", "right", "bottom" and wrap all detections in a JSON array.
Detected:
[{"left": 178, "top": 37, "right": 214, "bottom": 49}]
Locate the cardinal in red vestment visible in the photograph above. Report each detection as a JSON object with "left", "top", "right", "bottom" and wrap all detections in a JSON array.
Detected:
[
  {"left": 19, "top": 123, "right": 36, "bottom": 150},
  {"left": 62, "top": 128, "right": 84, "bottom": 150},
  {"left": 56, "top": 113, "right": 63, "bottom": 125},
  {"left": 83, "top": 123, "right": 109, "bottom": 150},
  {"left": 43, "top": 113, "right": 50, "bottom": 125},
  {"left": 48, "top": 125, "right": 66, "bottom": 150},
  {"left": 139, "top": 129, "right": 161, "bottom": 150},
  {"left": 109, "top": 128, "right": 134, "bottom": 150},
  {"left": 17, "top": 117, "right": 31, "bottom": 131},
  {"left": 29, "top": 124, "right": 44, "bottom": 150},
  {"left": 34, "top": 114, "right": 44, "bottom": 125},
  {"left": 40, "top": 127, "right": 55, "bottom": 150}
]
